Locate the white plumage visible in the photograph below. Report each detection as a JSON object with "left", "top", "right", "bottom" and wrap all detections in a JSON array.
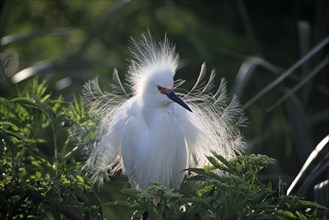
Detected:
[{"left": 83, "top": 32, "right": 246, "bottom": 189}]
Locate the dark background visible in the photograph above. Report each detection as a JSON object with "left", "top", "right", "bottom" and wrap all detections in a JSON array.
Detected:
[{"left": 1, "top": 0, "right": 328, "bottom": 218}]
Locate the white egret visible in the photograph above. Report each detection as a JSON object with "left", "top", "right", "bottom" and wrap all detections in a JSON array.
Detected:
[{"left": 83, "top": 32, "right": 246, "bottom": 189}]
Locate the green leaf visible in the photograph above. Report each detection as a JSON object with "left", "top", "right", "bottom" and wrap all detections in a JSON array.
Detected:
[
  {"left": 275, "top": 210, "right": 297, "bottom": 218},
  {"left": 121, "top": 187, "right": 140, "bottom": 199},
  {"left": 197, "top": 185, "right": 213, "bottom": 197},
  {"left": 212, "top": 153, "right": 237, "bottom": 172}
]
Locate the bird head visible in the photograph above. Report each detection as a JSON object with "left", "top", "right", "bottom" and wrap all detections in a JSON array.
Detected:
[
  {"left": 157, "top": 85, "right": 192, "bottom": 112},
  {"left": 128, "top": 32, "right": 192, "bottom": 112},
  {"left": 144, "top": 68, "right": 192, "bottom": 112}
]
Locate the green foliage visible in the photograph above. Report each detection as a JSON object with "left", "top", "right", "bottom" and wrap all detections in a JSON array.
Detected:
[
  {"left": 0, "top": 81, "right": 101, "bottom": 219},
  {"left": 110, "top": 154, "right": 328, "bottom": 220},
  {"left": 106, "top": 183, "right": 184, "bottom": 220}
]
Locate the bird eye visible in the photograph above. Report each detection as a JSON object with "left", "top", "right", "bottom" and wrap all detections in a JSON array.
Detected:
[{"left": 157, "top": 85, "right": 162, "bottom": 90}]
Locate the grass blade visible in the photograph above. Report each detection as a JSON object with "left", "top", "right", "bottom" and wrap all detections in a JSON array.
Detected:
[
  {"left": 287, "top": 135, "right": 329, "bottom": 195},
  {"left": 267, "top": 54, "right": 329, "bottom": 111},
  {"left": 243, "top": 35, "right": 329, "bottom": 109},
  {"left": 0, "top": 28, "right": 72, "bottom": 46},
  {"left": 232, "top": 56, "right": 279, "bottom": 98}
]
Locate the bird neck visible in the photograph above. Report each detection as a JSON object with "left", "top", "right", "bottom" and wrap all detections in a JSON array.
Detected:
[{"left": 140, "top": 95, "right": 175, "bottom": 126}]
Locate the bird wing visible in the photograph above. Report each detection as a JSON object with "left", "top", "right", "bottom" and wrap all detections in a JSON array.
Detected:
[
  {"left": 176, "top": 63, "right": 246, "bottom": 168},
  {"left": 83, "top": 75, "right": 131, "bottom": 184}
]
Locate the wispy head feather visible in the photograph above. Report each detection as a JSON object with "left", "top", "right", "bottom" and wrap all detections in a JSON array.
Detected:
[{"left": 127, "top": 31, "right": 179, "bottom": 95}]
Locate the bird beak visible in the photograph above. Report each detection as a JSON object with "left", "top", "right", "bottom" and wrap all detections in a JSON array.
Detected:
[{"left": 166, "top": 90, "right": 192, "bottom": 112}]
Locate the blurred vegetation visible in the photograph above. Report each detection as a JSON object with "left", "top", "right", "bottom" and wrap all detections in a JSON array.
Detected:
[
  {"left": 0, "top": 81, "right": 102, "bottom": 219},
  {"left": 1, "top": 0, "right": 328, "bottom": 219}
]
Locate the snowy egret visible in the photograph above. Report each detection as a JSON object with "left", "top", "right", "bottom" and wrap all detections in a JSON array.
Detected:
[{"left": 83, "top": 32, "right": 246, "bottom": 189}]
